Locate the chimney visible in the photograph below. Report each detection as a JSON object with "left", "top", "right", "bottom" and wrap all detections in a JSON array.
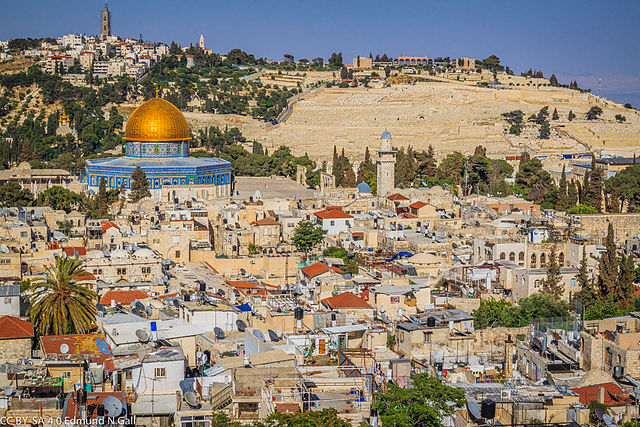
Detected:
[
  {"left": 598, "top": 386, "right": 606, "bottom": 404},
  {"left": 504, "top": 335, "right": 514, "bottom": 378}
]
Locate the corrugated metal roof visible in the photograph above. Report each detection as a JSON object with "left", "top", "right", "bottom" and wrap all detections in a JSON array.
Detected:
[
  {"left": 131, "top": 393, "right": 177, "bottom": 415},
  {"left": 0, "top": 284, "right": 19, "bottom": 297},
  {"left": 321, "top": 324, "right": 368, "bottom": 334}
]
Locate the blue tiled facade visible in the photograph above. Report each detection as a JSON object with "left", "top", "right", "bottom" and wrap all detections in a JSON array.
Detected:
[{"left": 85, "top": 141, "right": 232, "bottom": 190}]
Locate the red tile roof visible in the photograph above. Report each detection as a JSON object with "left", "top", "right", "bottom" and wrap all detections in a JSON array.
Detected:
[
  {"left": 63, "top": 246, "right": 87, "bottom": 257},
  {"left": 314, "top": 209, "right": 353, "bottom": 220},
  {"left": 76, "top": 272, "right": 96, "bottom": 281},
  {"left": 157, "top": 292, "right": 180, "bottom": 300},
  {"left": 571, "top": 382, "right": 632, "bottom": 407},
  {"left": 388, "top": 193, "right": 409, "bottom": 201},
  {"left": 0, "top": 316, "right": 34, "bottom": 339},
  {"left": 254, "top": 217, "right": 280, "bottom": 226},
  {"left": 351, "top": 231, "right": 364, "bottom": 238},
  {"left": 409, "top": 201, "right": 427, "bottom": 209},
  {"left": 227, "top": 281, "right": 261, "bottom": 290},
  {"left": 99, "top": 290, "right": 149, "bottom": 305},
  {"left": 301, "top": 262, "right": 332, "bottom": 278},
  {"left": 321, "top": 292, "right": 372, "bottom": 309},
  {"left": 100, "top": 221, "right": 120, "bottom": 232}
]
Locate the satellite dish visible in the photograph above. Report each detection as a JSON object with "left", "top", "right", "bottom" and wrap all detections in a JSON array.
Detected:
[
  {"left": 294, "top": 285, "right": 303, "bottom": 296},
  {"left": 253, "top": 329, "right": 266, "bottom": 342},
  {"left": 134, "top": 301, "right": 145, "bottom": 311},
  {"left": 184, "top": 391, "right": 201, "bottom": 408},
  {"left": 268, "top": 330, "right": 280, "bottom": 342},
  {"left": 135, "top": 329, "right": 150, "bottom": 343},
  {"left": 96, "top": 304, "right": 106, "bottom": 313},
  {"left": 59, "top": 343, "right": 69, "bottom": 354},
  {"left": 2, "top": 385, "right": 14, "bottom": 396},
  {"left": 217, "top": 289, "right": 225, "bottom": 298},
  {"left": 381, "top": 314, "right": 390, "bottom": 324},
  {"left": 172, "top": 299, "right": 180, "bottom": 308},
  {"left": 145, "top": 306, "right": 153, "bottom": 316},
  {"left": 379, "top": 305, "right": 386, "bottom": 313},
  {"left": 214, "top": 327, "right": 225, "bottom": 340},
  {"left": 236, "top": 320, "right": 246, "bottom": 332},
  {"left": 102, "top": 396, "right": 124, "bottom": 418}
]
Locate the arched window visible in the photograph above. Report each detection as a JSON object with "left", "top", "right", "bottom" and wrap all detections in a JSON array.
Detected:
[
  {"left": 519, "top": 252, "right": 525, "bottom": 262},
  {"left": 540, "top": 253, "right": 546, "bottom": 268},
  {"left": 500, "top": 252, "right": 506, "bottom": 260},
  {"left": 531, "top": 253, "right": 537, "bottom": 268},
  {"left": 558, "top": 252, "right": 565, "bottom": 267},
  {"left": 509, "top": 252, "right": 516, "bottom": 262}
]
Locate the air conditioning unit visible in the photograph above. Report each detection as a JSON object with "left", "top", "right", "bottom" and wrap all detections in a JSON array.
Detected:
[{"left": 501, "top": 390, "right": 512, "bottom": 399}]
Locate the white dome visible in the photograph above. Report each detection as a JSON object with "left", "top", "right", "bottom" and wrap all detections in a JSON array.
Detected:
[
  {"left": 407, "top": 252, "right": 440, "bottom": 265},
  {"left": 110, "top": 249, "right": 130, "bottom": 259},
  {"left": 134, "top": 248, "right": 154, "bottom": 258},
  {"left": 86, "top": 250, "right": 105, "bottom": 259}
]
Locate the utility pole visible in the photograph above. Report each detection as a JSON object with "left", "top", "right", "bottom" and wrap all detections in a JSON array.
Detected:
[{"left": 598, "top": 78, "right": 602, "bottom": 101}]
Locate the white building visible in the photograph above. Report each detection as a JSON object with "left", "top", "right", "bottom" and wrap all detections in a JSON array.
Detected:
[
  {"left": 313, "top": 208, "right": 353, "bottom": 235},
  {"left": 0, "top": 284, "right": 20, "bottom": 316}
]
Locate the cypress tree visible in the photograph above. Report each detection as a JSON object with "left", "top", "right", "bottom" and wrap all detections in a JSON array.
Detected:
[
  {"left": 556, "top": 165, "right": 568, "bottom": 211},
  {"left": 130, "top": 167, "right": 151, "bottom": 202},
  {"left": 357, "top": 146, "right": 375, "bottom": 183},
  {"left": 568, "top": 110, "right": 575, "bottom": 121},
  {"left": 597, "top": 223, "right": 618, "bottom": 301},
  {"left": 97, "top": 177, "right": 108, "bottom": 217},
  {"left": 552, "top": 108, "right": 559, "bottom": 120},
  {"left": 580, "top": 170, "right": 590, "bottom": 204},
  {"left": 541, "top": 245, "right": 564, "bottom": 299},
  {"left": 567, "top": 180, "right": 578, "bottom": 208},
  {"left": 618, "top": 254, "right": 635, "bottom": 309},
  {"left": 575, "top": 246, "right": 597, "bottom": 307},
  {"left": 549, "top": 74, "right": 558, "bottom": 86},
  {"left": 584, "top": 154, "right": 602, "bottom": 211}
]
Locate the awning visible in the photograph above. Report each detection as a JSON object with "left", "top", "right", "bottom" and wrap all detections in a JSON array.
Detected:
[{"left": 131, "top": 394, "right": 177, "bottom": 415}]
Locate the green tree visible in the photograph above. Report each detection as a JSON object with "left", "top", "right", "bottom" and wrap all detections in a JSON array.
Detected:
[
  {"left": 26, "top": 256, "right": 97, "bottom": 336},
  {"left": 575, "top": 246, "right": 597, "bottom": 307},
  {"left": 615, "top": 114, "right": 626, "bottom": 123},
  {"left": 556, "top": 165, "right": 568, "bottom": 211},
  {"left": 568, "top": 110, "right": 576, "bottom": 121},
  {"left": 97, "top": 177, "right": 108, "bottom": 217},
  {"left": 597, "top": 223, "right": 619, "bottom": 301},
  {"left": 129, "top": 166, "right": 151, "bottom": 202},
  {"left": 538, "top": 120, "right": 551, "bottom": 139},
  {"left": 541, "top": 245, "right": 564, "bottom": 299},
  {"left": 373, "top": 373, "right": 466, "bottom": 427},
  {"left": 552, "top": 108, "right": 559, "bottom": 120},
  {"left": 0, "top": 182, "right": 34, "bottom": 207},
  {"left": 586, "top": 106, "right": 603, "bottom": 120},
  {"left": 567, "top": 180, "right": 578, "bottom": 208},
  {"left": 549, "top": 74, "right": 559, "bottom": 86},
  {"left": 357, "top": 146, "right": 375, "bottom": 183},
  {"left": 618, "top": 254, "right": 636, "bottom": 309},
  {"left": 584, "top": 154, "right": 602, "bottom": 211},
  {"left": 17, "top": 140, "right": 34, "bottom": 163},
  {"left": 292, "top": 221, "right": 323, "bottom": 253},
  {"left": 37, "top": 186, "right": 84, "bottom": 213}
]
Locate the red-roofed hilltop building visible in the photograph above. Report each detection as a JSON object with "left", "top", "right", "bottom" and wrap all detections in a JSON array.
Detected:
[
  {"left": 300, "top": 262, "right": 344, "bottom": 282},
  {"left": 0, "top": 316, "right": 34, "bottom": 360},
  {"left": 313, "top": 208, "right": 353, "bottom": 235},
  {"left": 408, "top": 201, "right": 437, "bottom": 218},
  {"left": 99, "top": 289, "right": 149, "bottom": 306}
]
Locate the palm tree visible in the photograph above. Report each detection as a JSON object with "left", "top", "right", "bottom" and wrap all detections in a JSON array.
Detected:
[{"left": 27, "top": 256, "right": 97, "bottom": 336}]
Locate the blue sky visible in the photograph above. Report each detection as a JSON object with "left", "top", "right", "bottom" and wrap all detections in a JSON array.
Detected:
[{"left": 2, "top": 0, "right": 639, "bottom": 106}]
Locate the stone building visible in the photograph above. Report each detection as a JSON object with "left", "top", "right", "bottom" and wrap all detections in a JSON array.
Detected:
[
  {"left": 101, "top": 0, "right": 111, "bottom": 40},
  {"left": 0, "top": 316, "right": 34, "bottom": 361},
  {"left": 376, "top": 131, "right": 396, "bottom": 197}
]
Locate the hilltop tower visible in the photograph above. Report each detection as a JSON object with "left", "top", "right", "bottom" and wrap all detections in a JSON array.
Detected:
[
  {"left": 198, "top": 34, "right": 205, "bottom": 50},
  {"left": 101, "top": 0, "right": 111, "bottom": 40},
  {"left": 376, "top": 130, "right": 397, "bottom": 197}
]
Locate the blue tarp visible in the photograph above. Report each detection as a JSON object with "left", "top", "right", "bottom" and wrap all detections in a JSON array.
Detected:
[
  {"left": 236, "top": 303, "right": 252, "bottom": 312},
  {"left": 386, "top": 251, "right": 413, "bottom": 262}
]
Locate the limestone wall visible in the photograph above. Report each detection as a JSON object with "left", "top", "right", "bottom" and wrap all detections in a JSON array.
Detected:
[
  {"left": 574, "top": 213, "right": 640, "bottom": 241},
  {"left": 0, "top": 338, "right": 31, "bottom": 361}
]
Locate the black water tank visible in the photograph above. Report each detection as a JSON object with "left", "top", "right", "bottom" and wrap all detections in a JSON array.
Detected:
[
  {"left": 184, "top": 293, "right": 191, "bottom": 302},
  {"left": 434, "top": 362, "right": 443, "bottom": 372},
  {"left": 294, "top": 307, "right": 304, "bottom": 320},
  {"left": 199, "top": 282, "right": 206, "bottom": 292},
  {"left": 97, "top": 404, "right": 105, "bottom": 417},
  {"left": 614, "top": 365, "right": 624, "bottom": 378},
  {"left": 427, "top": 317, "right": 436, "bottom": 327},
  {"left": 481, "top": 399, "right": 496, "bottom": 419},
  {"left": 76, "top": 389, "right": 86, "bottom": 405}
]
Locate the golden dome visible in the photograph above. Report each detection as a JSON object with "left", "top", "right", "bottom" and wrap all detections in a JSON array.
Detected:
[{"left": 124, "top": 98, "right": 190, "bottom": 141}]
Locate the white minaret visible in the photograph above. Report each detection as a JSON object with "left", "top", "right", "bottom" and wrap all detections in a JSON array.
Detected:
[
  {"left": 376, "top": 130, "right": 397, "bottom": 196},
  {"left": 198, "top": 34, "right": 205, "bottom": 50}
]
